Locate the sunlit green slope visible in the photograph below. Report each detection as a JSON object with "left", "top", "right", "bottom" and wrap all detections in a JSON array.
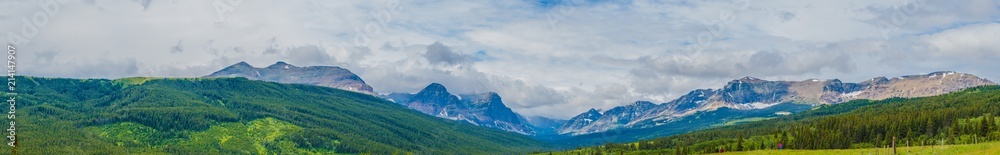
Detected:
[{"left": 6, "top": 76, "right": 550, "bottom": 154}]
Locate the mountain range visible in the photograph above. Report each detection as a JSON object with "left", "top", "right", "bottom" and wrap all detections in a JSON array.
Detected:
[
  {"left": 206, "top": 61, "right": 376, "bottom": 94},
  {"left": 201, "top": 62, "right": 996, "bottom": 140},
  {"left": 206, "top": 62, "right": 545, "bottom": 135},
  {"left": 558, "top": 71, "right": 996, "bottom": 135}
]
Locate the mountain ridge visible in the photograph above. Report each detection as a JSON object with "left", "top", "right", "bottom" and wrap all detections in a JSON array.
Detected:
[
  {"left": 558, "top": 71, "right": 996, "bottom": 135},
  {"left": 205, "top": 61, "right": 376, "bottom": 94}
]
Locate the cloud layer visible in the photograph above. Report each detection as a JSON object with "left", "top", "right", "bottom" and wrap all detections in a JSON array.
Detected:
[{"left": 2, "top": 0, "right": 999, "bottom": 119}]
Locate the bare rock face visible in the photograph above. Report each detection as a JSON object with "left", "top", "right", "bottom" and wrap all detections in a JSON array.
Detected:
[
  {"left": 557, "top": 71, "right": 996, "bottom": 135},
  {"left": 851, "top": 71, "right": 995, "bottom": 100},
  {"left": 399, "top": 83, "right": 536, "bottom": 135},
  {"left": 206, "top": 61, "right": 376, "bottom": 94}
]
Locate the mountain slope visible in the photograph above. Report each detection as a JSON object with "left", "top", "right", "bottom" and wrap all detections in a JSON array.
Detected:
[
  {"left": 558, "top": 108, "right": 603, "bottom": 135},
  {"left": 206, "top": 61, "right": 375, "bottom": 94},
  {"left": 398, "top": 83, "right": 536, "bottom": 135},
  {"left": 9, "top": 76, "right": 550, "bottom": 154},
  {"left": 559, "top": 71, "right": 996, "bottom": 135}
]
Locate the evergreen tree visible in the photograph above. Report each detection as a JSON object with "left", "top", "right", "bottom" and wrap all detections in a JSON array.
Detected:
[
  {"left": 926, "top": 117, "right": 935, "bottom": 137},
  {"left": 736, "top": 133, "right": 744, "bottom": 151}
]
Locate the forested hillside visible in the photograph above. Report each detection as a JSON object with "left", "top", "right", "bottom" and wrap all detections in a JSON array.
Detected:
[
  {"left": 545, "top": 85, "right": 1000, "bottom": 154},
  {"left": 5, "top": 76, "right": 550, "bottom": 154}
]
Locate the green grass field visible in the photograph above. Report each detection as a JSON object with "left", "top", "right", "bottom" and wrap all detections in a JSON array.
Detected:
[
  {"left": 714, "top": 141, "right": 1000, "bottom": 155},
  {"left": 541, "top": 141, "right": 1000, "bottom": 155}
]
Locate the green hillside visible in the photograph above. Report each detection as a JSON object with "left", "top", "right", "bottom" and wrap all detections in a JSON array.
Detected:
[
  {"left": 4, "top": 76, "right": 550, "bottom": 154},
  {"left": 544, "top": 85, "right": 1000, "bottom": 154}
]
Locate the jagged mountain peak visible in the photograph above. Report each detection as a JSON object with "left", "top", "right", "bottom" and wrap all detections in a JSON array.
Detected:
[
  {"left": 399, "top": 84, "right": 535, "bottom": 135},
  {"left": 557, "top": 107, "right": 606, "bottom": 135},
  {"left": 412, "top": 83, "right": 456, "bottom": 101},
  {"left": 586, "top": 108, "right": 601, "bottom": 114},
  {"left": 469, "top": 92, "right": 504, "bottom": 106}
]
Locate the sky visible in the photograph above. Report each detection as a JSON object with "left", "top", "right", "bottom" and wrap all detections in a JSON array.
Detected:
[{"left": 2, "top": 0, "right": 1000, "bottom": 119}]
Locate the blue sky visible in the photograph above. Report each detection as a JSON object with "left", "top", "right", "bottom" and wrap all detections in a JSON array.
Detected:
[{"left": 2, "top": 0, "right": 1000, "bottom": 119}]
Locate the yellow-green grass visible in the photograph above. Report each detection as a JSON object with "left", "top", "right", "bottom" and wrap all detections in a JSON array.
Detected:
[
  {"left": 715, "top": 117, "right": 774, "bottom": 127},
  {"left": 714, "top": 141, "right": 1000, "bottom": 155}
]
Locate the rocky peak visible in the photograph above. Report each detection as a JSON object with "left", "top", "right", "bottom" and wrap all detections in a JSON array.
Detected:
[
  {"left": 421, "top": 83, "right": 449, "bottom": 94},
  {"left": 233, "top": 61, "right": 253, "bottom": 68},
  {"left": 210, "top": 61, "right": 263, "bottom": 79},
  {"left": 469, "top": 92, "right": 505, "bottom": 107},
  {"left": 401, "top": 83, "right": 535, "bottom": 135},
  {"left": 736, "top": 76, "right": 766, "bottom": 82},
  {"left": 606, "top": 101, "right": 655, "bottom": 114},
  {"left": 862, "top": 76, "right": 891, "bottom": 85},
  {"left": 823, "top": 79, "right": 863, "bottom": 93},
  {"left": 557, "top": 108, "right": 605, "bottom": 135},
  {"left": 267, "top": 61, "right": 296, "bottom": 69},
  {"left": 410, "top": 83, "right": 457, "bottom": 104},
  {"left": 725, "top": 76, "right": 771, "bottom": 88},
  {"left": 721, "top": 77, "right": 789, "bottom": 104},
  {"left": 669, "top": 89, "right": 716, "bottom": 110},
  {"left": 586, "top": 108, "right": 602, "bottom": 114},
  {"left": 569, "top": 108, "right": 603, "bottom": 121}
]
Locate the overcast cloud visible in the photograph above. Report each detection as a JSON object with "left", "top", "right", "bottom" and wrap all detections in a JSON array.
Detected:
[{"left": 2, "top": 0, "right": 999, "bottom": 119}]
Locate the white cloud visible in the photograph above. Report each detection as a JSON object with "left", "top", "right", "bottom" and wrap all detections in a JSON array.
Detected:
[{"left": 923, "top": 23, "right": 1000, "bottom": 56}]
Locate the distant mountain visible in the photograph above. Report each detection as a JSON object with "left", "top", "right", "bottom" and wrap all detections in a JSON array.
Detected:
[
  {"left": 393, "top": 83, "right": 536, "bottom": 135},
  {"left": 558, "top": 71, "right": 996, "bottom": 135},
  {"left": 521, "top": 116, "right": 567, "bottom": 136},
  {"left": 384, "top": 92, "right": 415, "bottom": 103},
  {"left": 560, "top": 85, "right": 1000, "bottom": 154},
  {"left": 558, "top": 101, "right": 655, "bottom": 135},
  {"left": 206, "top": 61, "right": 375, "bottom": 94}
]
